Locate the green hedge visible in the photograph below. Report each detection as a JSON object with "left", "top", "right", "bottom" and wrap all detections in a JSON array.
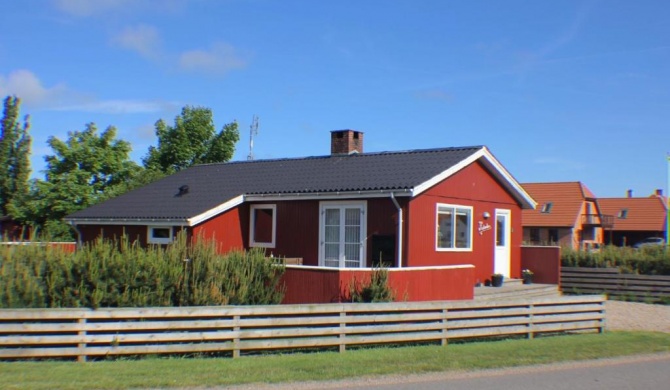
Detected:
[
  {"left": 561, "top": 245, "right": 670, "bottom": 275},
  {"left": 0, "top": 234, "right": 285, "bottom": 308}
]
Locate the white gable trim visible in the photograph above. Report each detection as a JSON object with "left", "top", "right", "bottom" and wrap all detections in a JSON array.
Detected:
[
  {"left": 412, "top": 147, "right": 536, "bottom": 209},
  {"left": 187, "top": 195, "right": 245, "bottom": 226}
]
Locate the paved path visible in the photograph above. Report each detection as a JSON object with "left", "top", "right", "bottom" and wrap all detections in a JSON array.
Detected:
[{"left": 225, "top": 353, "right": 670, "bottom": 390}]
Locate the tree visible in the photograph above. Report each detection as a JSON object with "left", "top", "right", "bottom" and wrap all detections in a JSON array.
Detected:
[
  {"left": 27, "top": 123, "right": 139, "bottom": 239},
  {"left": 143, "top": 106, "right": 239, "bottom": 173},
  {"left": 0, "top": 96, "right": 31, "bottom": 219}
]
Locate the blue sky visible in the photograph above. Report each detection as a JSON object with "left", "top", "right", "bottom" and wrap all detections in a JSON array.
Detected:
[{"left": 1, "top": 0, "right": 668, "bottom": 198}]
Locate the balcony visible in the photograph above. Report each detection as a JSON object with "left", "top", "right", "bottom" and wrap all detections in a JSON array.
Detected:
[{"left": 581, "top": 214, "right": 614, "bottom": 229}]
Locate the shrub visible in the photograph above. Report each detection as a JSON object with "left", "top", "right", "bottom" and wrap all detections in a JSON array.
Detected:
[
  {"left": 0, "top": 233, "right": 285, "bottom": 308},
  {"left": 349, "top": 267, "right": 395, "bottom": 303},
  {"left": 561, "top": 245, "right": 670, "bottom": 275}
]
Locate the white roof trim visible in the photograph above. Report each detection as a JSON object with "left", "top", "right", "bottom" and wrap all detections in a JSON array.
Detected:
[
  {"left": 187, "top": 194, "right": 245, "bottom": 226},
  {"left": 245, "top": 189, "right": 411, "bottom": 202},
  {"left": 66, "top": 219, "right": 188, "bottom": 227},
  {"left": 412, "top": 147, "right": 536, "bottom": 209}
]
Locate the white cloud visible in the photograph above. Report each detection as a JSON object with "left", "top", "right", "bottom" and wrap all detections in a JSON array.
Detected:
[
  {"left": 0, "top": 69, "right": 70, "bottom": 107},
  {"left": 0, "top": 69, "right": 176, "bottom": 114},
  {"left": 179, "top": 42, "right": 248, "bottom": 75},
  {"left": 54, "top": 99, "right": 177, "bottom": 114},
  {"left": 111, "top": 24, "right": 162, "bottom": 60},
  {"left": 53, "top": 0, "right": 133, "bottom": 17}
]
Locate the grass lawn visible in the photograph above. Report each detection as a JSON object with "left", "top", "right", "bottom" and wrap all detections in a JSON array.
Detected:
[{"left": 1, "top": 332, "right": 669, "bottom": 390}]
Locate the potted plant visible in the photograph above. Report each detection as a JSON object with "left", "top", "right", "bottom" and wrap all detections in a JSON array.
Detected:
[
  {"left": 491, "top": 273, "right": 504, "bottom": 287},
  {"left": 522, "top": 269, "right": 534, "bottom": 285}
]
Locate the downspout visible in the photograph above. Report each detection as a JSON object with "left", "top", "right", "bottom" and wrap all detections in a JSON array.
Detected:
[
  {"left": 68, "top": 221, "right": 82, "bottom": 248},
  {"left": 390, "top": 192, "right": 403, "bottom": 268}
]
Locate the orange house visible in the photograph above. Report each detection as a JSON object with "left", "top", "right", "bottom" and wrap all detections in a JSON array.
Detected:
[
  {"left": 520, "top": 182, "right": 610, "bottom": 250},
  {"left": 598, "top": 190, "right": 667, "bottom": 247}
]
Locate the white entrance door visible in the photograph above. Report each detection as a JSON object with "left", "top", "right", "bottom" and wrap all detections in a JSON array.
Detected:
[
  {"left": 494, "top": 209, "right": 511, "bottom": 277},
  {"left": 320, "top": 202, "right": 366, "bottom": 268}
]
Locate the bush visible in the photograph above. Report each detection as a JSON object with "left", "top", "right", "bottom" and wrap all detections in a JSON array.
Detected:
[
  {"left": 349, "top": 267, "right": 395, "bottom": 303},
  {"left": 0, "top": 233, "right": 285, "bottom": 308},
  {"left": 561, "top": 245, "right": 670, "bottom": 275}
]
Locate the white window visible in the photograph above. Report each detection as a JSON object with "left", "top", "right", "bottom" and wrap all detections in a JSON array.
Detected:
[
  {"left": 436, "top": 204, "right": 473, "bottom": 251},
  {"left": 250, "top": 204, "right": 276, "bottom": 248},
  {"left": 319, "top": 201, "right": 366, "bottom": 268},
  {"left": 148, "top": 226, "right": 173, "bottom": 244}
]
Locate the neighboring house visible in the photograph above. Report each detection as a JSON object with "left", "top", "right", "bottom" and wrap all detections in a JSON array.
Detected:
[
  {"left": 520, "top": 182, "right": 610, "bottom": 250},
  {"left": 65, "top": 130, "right": 536, "bottom": 299},
  {"left": 597, "top": 190, "right": 667, "bottom": 247}
]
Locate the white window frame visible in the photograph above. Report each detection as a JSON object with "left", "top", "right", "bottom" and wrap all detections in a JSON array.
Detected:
[
  {"left": 147, "top": 226, "right": 173, "bottom": 245},
  {"left": 249, "top": 204, "right": 277, "bottom": 248},
  {"left": 318, "top": 200, "right": 367, "bottom": 268},
  {"left": 435, "top": 203, "right": 473, "bottom": 252}
]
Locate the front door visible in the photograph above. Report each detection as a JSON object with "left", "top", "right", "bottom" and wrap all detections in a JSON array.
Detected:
[
  {"left": 320, "top": 201, "right": 366, "bottom": 268},
  {"left": 494, "top": 209, "right": 511, "bottom": 277}
]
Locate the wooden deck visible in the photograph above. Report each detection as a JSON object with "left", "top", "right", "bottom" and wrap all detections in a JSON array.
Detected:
[{"left": 475, "top": 279, "right": 562, "bottom": 301}]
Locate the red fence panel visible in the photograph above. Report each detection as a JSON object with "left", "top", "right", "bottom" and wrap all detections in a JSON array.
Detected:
[
  {"left": 281, "top": 265, "right": 475, "bottom": 304},
  {"left": 520, "top": 245, "right": 560, "bottom": 285}
]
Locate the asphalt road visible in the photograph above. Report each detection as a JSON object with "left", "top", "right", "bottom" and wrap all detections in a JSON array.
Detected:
[{"left": 232, "top": 353, "right": 670, "bottom": 390}]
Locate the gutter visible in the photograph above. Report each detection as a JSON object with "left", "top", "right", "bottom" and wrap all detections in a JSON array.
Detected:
[{"left": 390, "top": 192, "right": 404, "bottom": 268}]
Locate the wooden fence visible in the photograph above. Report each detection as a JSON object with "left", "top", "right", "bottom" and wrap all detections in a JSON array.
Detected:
[
  {"left": 0, "top": 296, "right": 605, "bottom": 362},
  {"left": 561, "top": 267, "right": 670, "bottom": 302}
]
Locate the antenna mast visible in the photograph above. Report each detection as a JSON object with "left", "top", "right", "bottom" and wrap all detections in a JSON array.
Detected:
[{"left": 247, "top": 115, "right": 259, "bottom": 161}]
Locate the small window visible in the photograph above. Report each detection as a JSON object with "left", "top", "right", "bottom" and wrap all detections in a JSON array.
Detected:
[
  {"left": 436, "top": 204, "right": 472, "bottom": 251},
  {"left": 541, "top": 202, "right": 553, "bottom": 213},
  {"left": 530, "top": 228, "right": 540, "bottom": 243},
  {"left": 148, "top": 226, "right": 173, "bottom": 244},
  {"left": 250, "top": 204, "right": 276, "bottom": 248},
  {"left": 618, "top": 209, "right": 628, "bottom": 219}
]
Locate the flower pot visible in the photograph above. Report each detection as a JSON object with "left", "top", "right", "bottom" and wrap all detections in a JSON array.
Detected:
[
  {"left": 491, "top": 274, "right": 504, "bottom": 287},
  {"left": 522, "top": 275, "right": 533, "bottom": 285}
]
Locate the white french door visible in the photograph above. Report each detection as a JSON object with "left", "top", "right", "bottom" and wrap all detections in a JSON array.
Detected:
[{"left": 320, "top": 201, "right": 366, "bottom": 268}]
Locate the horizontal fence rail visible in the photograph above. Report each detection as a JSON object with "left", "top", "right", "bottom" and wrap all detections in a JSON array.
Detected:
[
  {"left": 561, "top": 267, "right": 670, "bottom": 302},
  {"left": 0, "top": 296, "right": 605, "bottom": 362}
]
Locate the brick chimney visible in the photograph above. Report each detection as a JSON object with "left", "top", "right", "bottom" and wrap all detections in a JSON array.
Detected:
[{"left": 331, "top": 130, "right": 363, "bottom": 155}]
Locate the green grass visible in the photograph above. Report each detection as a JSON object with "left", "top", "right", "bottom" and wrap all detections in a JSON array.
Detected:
[{"left": 1, "top": 332, "right": 669, "bottom": 390}]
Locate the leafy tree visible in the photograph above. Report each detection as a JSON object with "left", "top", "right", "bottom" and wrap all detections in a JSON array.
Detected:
[
  {"left": 26, "top": 123, "right": 139, "bottom": 239},
  {"left": 143, "top": 106, "right": 239, "bottom": 173},
  {"left": 0, "top": 96, "right": 31, "bottom": 220}
]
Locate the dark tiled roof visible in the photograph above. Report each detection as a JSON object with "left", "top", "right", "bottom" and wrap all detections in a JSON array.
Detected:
[{"left": 66, "top": 146, "right": 483, "bottom": 221}]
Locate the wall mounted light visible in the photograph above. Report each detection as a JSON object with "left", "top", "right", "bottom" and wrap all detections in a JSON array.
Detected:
[{"left": 482, "top": 212, "right": 491, "bottom": 219}]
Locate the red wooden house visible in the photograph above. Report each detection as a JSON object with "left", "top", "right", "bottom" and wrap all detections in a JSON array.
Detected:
[{"left": 65, "top": 130, "right": 536, "bottom": 303}]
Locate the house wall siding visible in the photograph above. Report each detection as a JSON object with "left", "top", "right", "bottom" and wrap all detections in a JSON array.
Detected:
[
  {"left": 192, "top": 206, "right": 245, "bottom": 253},
  {"left": 77, "top": 224, "right": 149, "bottom": 244},
  {"left": 405, "top": 161, "right": 523, "bottom": 282}
]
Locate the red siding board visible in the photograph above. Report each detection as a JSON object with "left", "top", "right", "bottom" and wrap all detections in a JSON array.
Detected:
[{"left": 193, "top": 207, "right": 244, "bottom": 253}]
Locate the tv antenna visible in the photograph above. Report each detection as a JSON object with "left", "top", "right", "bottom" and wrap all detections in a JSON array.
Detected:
[{"left": 247, "top": 115, "right": 259, "bottom": 161}]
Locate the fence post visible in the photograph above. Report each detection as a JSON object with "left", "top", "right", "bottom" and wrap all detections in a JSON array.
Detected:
[
  {"left": 441, "top": 308, "right": 448, "bottom": 346},
  {"left": 77, "top": 317, "right": 87, "bottom": 363},
  {"left": 527, "top": 303, "right": 534, "bottom": 339},
  {"left": 599, "top": 299, "right": 606, "bottom": 333},
  {"left": 339, "top": 311, "right": 346, "bottom": 353},
  {"left": 233, "top": 315, "right": 240, "bottom": 358}
]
